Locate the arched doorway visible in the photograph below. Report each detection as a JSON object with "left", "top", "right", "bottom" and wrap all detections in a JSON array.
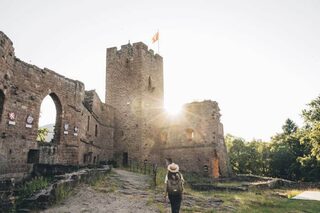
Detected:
[
  {"left": 0, "top": 90, "right": 4, "bottom": 122},
  {"left": 38, "top": 93, "right": 62, "bottom": 143}
]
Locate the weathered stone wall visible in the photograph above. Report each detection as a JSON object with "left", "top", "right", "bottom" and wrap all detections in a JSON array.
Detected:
[
  {"left": 106, "top": 43, "right": 163, "bottom": 163},
  {"left": 140, "top": 48, "right": 164, "bottom": 163},
  {"left": 106, "top": 41, "right": 230, "bottom": 178},
  {"left": 0, "top": 31, "right": 114, "bottom": 178},
  {"left": 1, "top": 30, "right": 230, "bottom": 179},
  {"left": 81, "top": 90, "right": 115, "bottom": 163},
  {"left": 159, "top": 101, "right": 231, "bottom": 177}
]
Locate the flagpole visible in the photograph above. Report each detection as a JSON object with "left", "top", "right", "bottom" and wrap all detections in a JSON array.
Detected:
[{"left": 157, "top": 29, "right": 160, "bottom": 54}]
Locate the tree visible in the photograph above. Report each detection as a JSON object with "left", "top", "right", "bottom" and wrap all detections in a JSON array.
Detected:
[
  {"left": 225, "top": 95, "right": 320, "bottom": 181},
  {"left": 282, "top": 118, "right": 298, "bottom": 135},
  {"left": 299, "top": 95, "right": 320, "bottom": 181},
  {"left": 269, "top": 132, "right": 302, "bottom": 180},
  {"left": 225, "top": 134, "right": 247, "bottom": 174},
  {"left": 302, "top": 95, "right": 320, "bottom": 126},
  {"left": 226, "top": 134, "right": 268, "bottom": 175},
  {"left": 37, "top": 128, "right": 49, "bottom": 142}
]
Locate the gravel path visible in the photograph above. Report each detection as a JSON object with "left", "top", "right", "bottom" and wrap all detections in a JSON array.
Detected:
[
  {"left": 43, "top": 169, "right": 162, "bottom": 213},
  {"left": 292, "top": 191, "right": 320, "bottom": 201}
]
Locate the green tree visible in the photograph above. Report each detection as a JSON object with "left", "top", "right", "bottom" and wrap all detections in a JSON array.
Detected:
[
  {"left": 302, "top": 95, "right": 320, "bottom": 126},
  {"left": 298, "top": 95, "right": 320, "bottom": 181},
  {"left": 37, "top": 128, "right": 48, "bottom": 142},
  {"left": 226, "top": 134, "right": 268, "bottom": 175},
  {"left": 282, "top": 118, "right": 298, "bottom": 134},
  {"left": 225, "top": 134, "right": 247, "bottom": 174},
  {"left": 226, "top": 95, "right": 320, "bottom": 181},
  {"left": 269, "top": 132, "right": 302, "bottom": 180}
]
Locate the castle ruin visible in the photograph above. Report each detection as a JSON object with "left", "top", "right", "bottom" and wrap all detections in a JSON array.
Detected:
[{"left": 0, "top": 31, "right": 231, "bottom": 180}]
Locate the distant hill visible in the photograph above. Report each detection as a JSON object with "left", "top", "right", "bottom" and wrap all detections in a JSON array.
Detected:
[{"left": 39, "top": 123, "right": 55, "bottom": 142}]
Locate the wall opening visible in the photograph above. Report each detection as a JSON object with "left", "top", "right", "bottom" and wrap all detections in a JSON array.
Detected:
[
  {"left": 186, "top": 128, "right": 194, "bottom": 141},
  {"left": 148, "top": 76, "right": 155, "bottom": 92},
  {"left": 38, "top": 93, "right": 62, "bottom": 143},
  {"left": 83, "top": 152, "right": 93, "bottom": 164},
  {"left": 203, "top": 165, "right": 209, "bottom": 176},
  {"left": 123, "top": 152, "right": 128, "bottom": 167},
  {"left": 87, "top": 116, "right": 90, "bottom": 131},
  {"left": 27, "top": 149, "right": 40, "bottom": 164},
  {"left": 83, "top": 154, "right": 87, "bottom": 164},
  {"left": 160, "top": 131, "right": 168, "bottom": 143},
  {"left": 0, "top": 90, "right": 4, "bottom": 122},
  {"left": 95, "top": 124, "right": 98, "bottom": 137}
]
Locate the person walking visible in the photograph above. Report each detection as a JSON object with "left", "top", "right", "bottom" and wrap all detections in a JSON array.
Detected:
[{"left": 164, "top": 163, "right": 184, "bottom": 213}]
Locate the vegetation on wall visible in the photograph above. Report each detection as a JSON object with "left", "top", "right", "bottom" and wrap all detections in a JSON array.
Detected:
[
  {"left": 226, "top": 95, "right": 320, "bottom": 182},
  {"left": 15, "top": 176, "right": 49, "bottom": 208}
]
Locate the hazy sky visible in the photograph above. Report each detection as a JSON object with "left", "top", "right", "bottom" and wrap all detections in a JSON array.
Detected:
[{"left": 1, "top": 0, "right": 319, "bottom": 141}]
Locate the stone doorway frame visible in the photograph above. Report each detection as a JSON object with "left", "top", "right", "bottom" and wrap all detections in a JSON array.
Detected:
[{"left": 38, "top": 93, "right": 63, "bottom": 144}]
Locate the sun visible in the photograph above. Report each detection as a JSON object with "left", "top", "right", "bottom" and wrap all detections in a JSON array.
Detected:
[{"left": 164, "top": 102, "right": 183, "bottom": 116}]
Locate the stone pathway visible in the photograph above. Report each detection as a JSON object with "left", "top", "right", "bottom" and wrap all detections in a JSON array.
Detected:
[
  {"left": 42, "top": 169, "right": 224, "bottom": 212},
  {"left": 43, "top": 169, "right": 161, "bottom": 213}
]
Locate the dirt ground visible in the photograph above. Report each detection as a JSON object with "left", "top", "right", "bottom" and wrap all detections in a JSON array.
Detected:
[{"left": 43, "top": 169, "right": 163, "bottom": 213}]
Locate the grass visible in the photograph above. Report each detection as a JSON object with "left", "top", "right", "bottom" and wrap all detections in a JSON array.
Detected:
[
  {"left": 152, "top": 168, "right": 320, "bottom": 213},
  {"left": 39, "top": 167, "right": 318, "bottom": 213},
  {"left": 91, "top": 171, "right": 120, "bottom": 193},
  {"left": 156, "top": 167, "right": 168, "bottom": 187},
  {"left": 54, "top": 183, "right": 73, "bottom": 203},
  {"left": 181, "top": 188, "right": 320, "bottom": 213},
  {"left": 16, "top": 176, "right": 50, "bottom": 205},
  {"left": 287, "top": 189, "right": 303, "bottom": 198},
  {"left": 18, "top": 176, "right": 49, "bottom": 196}
]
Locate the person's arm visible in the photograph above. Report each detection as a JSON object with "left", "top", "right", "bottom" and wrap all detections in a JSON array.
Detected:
[
  {"left": 164, "top": 174, "right": 168, "bottom": 199},
  {"left": 180, "top": 173, "right": 185, "bottom": 199},
  {"left": 180, "top": 173, "right": 185, "bottom": 183}
]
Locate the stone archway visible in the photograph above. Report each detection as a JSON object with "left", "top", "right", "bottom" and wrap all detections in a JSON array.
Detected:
[{"left": 38, "top": 93, "right": 62, "bottom": 143}]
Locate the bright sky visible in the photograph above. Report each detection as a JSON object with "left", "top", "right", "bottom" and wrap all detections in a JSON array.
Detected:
[
  {"left": 1, "top": 0, "right": 319, "bottom": 141},
  {"left": 39, "top": 96, "right": 56, "bottom": 127}
]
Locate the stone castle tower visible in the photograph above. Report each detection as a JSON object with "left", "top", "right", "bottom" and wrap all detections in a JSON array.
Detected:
[
  {"left": 106, "top": 42, "right": 231, "bottom": 177},
  {"left": 106, "top": 43, "right": 164, "bottom": 164}
]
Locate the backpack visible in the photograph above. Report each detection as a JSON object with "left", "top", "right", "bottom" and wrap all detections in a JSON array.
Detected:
[{"left": 167, "top": 173, "right": 183, "bottom": 195}]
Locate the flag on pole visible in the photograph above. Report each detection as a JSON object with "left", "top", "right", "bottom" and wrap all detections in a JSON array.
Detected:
[{"left": 152, "top": 31, "right": 159, "bottom": 43}]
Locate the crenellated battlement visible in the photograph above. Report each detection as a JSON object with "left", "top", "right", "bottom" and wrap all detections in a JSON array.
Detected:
[{"left": 107, "top": 41, "right": 162, "bottom": 61}]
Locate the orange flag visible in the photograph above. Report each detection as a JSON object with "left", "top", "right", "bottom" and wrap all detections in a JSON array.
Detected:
[{"left": 152, "top": 31, "right": 159, "bottom": 43}]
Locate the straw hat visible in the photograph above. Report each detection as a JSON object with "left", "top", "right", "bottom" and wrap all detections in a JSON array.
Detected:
[{"left": 167, "top": 163, "right": 179, "bottom": 173}]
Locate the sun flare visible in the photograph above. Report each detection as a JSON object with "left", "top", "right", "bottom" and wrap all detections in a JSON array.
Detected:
[{"left": 164, "top": 103, "right": 183, "bottom": 116}]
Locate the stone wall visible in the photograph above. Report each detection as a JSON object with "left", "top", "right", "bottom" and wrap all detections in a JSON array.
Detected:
[
  {"left": 0, "top": 30, "right": 230, "bottom": 179},
  {"left": 82, "top": 90, "right": 115, "bottom": 163},
  {"left": 160, "top": 101, "right": 231, "bottom": 177},
  {"left": 106, "top": 41, "right": 231, "bottom": 178},
  {"left": 106, "top": 43, "right": 163, "bottom": 164},
  {"left": 0, "top": 31, "right": 115, "bottom": 178}
]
